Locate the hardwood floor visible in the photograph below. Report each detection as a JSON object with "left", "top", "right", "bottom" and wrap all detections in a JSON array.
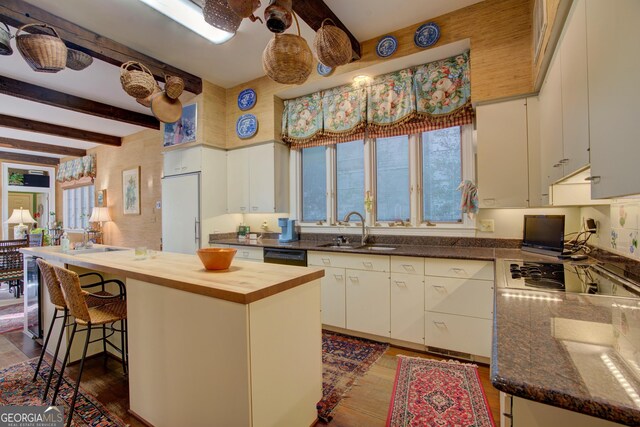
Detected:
[{"left": 2, "top": 331, "right": 500, "bottom": 427}]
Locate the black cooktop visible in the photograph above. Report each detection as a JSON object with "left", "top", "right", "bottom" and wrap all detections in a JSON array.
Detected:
[{"left": 509, "top": 262, "right": 566, "bottom": 290}]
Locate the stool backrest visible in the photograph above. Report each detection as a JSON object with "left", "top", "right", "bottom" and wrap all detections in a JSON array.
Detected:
[
  {"left": 36, "top": 259, "right": 66, "bottom": 308},
  {"left": 53, "top": 266, "right": 90, "bottom": 323},
  {"left": 28, "top": 233, "right": 43, "bottom": 247},
  {"left": 0, "top": 243, "right": 26, "bottom": 272}
]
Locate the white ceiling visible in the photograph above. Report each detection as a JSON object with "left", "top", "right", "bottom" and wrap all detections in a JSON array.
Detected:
[{"left": 0, "top": 0, "right": 482, "bottom": 162}]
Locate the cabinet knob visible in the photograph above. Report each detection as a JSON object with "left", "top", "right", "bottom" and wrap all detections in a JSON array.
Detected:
[
  {"left": 333, "top": 274, "right": 343, "bottom": 280},
  {"left": 321, "top": 258, "right": 331, "bottom": 265},
  {"left": 433, "top": 321, "right": 447, "bottom": 328},
  {"left": 402, "top": 264, "right": 415, "bottom": 272},
  {"left": 559, "top": 158, "right": 569, "bottom": 163},
  {"left": 394, "top": 281, "right": 407, "bottom": 287},
  {"left": 349, "top": 276, "right": 359, "bottom": 283},
  {"left": 240, "top": 207, "right": 246, "bottom": 211},
  {"left": 362, "top": 261, "right": 373, "bottom": 268},
  {"left": 553, "top": 163, "right": 562, "bottom": 168},
  {"left": 252, "top": 206, "right": 258, "bottom": 211},
  {"left": 584, "top": 176, "right": 601, "bottom": 183}
]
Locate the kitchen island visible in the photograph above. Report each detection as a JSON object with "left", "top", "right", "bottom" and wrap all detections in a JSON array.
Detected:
[{"left": 21, "top": 246, "right": 325, "bottom": 427}]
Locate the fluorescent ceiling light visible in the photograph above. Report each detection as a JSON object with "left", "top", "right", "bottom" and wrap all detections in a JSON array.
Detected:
[{"left": 138, "top": 0, "right": 235, "bottom": 44}]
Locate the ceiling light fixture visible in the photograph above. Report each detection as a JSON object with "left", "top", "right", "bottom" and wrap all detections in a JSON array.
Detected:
[
  {"left": 353, "top": 75, "right": 371, "bottom": 85},
  {"left": 137, "top": 0, "right": 235, "bottom": 44}
]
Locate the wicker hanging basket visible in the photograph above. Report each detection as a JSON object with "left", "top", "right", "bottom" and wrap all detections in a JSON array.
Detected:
[
  {"left": 136, "top": 84, "right": 162, "bottom": 108},
  {"left": 0, "top": 22, "right": 13, "bottom": 56},
  {"left": 262, "top": 13, "right": 312, "bottom": 85},
  {"left": 16, "top": 23, "right": 67, "bottom": 73},
  {"left": 120, "top": 61, "right": 156, "bottom": 99},
  {"left": 203, "top": 0, "right": 242, "bottom": 33},
  {"left": 313, "top": 18, "right": 351, "bottom": 68},
  {"left": 227, "top": 0, "right": 262, "bottom": 22},
  {"left": 164, "top": 74, "right": 184, "bottom": 100},
  {"left": 66, "top": 48, "right": 93, "bottom": 71}
]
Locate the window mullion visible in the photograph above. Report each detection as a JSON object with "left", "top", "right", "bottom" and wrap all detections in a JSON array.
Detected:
[
  {"left": 326, "top": 145, "right": 336, "bottom": 225},
  {"left": 366, "top": 138, "right": 375, "bottom": 225},
  {"left": 409, "top": 133, "right": 421, "bottom": 226}
]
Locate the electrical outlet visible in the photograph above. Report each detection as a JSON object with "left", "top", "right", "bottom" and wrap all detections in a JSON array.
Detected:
[{"left": 479, "top": 219, "right": 495, "bottom": 232}]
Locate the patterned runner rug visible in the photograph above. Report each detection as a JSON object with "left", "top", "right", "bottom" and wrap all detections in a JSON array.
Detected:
[
  {"left": 317, "top": 330, "right": 389, "bottom": 421},
  {"left": 387, "top": 356, "right": 495, "bottom": 427},
  {"left": 0, "top": 302, "right": 24, "bottom": 334},
  {"left": 0, "top": 358, "right": 127, "bottom": 427}
]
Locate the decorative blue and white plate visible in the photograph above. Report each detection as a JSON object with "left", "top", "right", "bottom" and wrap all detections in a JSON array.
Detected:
[
  {"left": 237, "top": 88, "right": 257, "bottom": 111},
  {"left": 317, "top": 62, "right": 333, "bottom": 77},
  {"left": 236, "top": 114, "right": 258, "bottom": 139},
  {"left": 376, "top": 35, "right": 398, "bottom": 58},
  {"left": 414, "top": 22, "right": 440, "bottom": 48}
]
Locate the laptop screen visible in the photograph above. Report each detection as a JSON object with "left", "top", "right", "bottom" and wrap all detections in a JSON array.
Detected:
[{"left": 522, "top": 215, "right": 565, "bottom": 254}]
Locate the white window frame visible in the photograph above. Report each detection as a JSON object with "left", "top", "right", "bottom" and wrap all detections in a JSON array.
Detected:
[
  {"left": 62, "top": 184, "right": 95, "bottom": 232},
  {"left": 291, "top": 124, "right": 476, "bottom": 237}
]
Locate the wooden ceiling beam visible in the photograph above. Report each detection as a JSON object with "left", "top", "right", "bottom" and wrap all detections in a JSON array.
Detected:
[
  {"left": 0, "top": 75, "right": 159, "bottom": 129},
  {"left": 0, "top": 136, "right": 86, "bottom": 157},
  {"left": 0, "top": 0, "right": 202, "bottom": 94},
  {"left": 0, "top": 150, "right": 60, "bottom": 165},
  {"left": 0, "top": 114, "right": 121, "bottom": 146},
  {"left": 293, "top": 0, "right": 361, "bottom": 61}
]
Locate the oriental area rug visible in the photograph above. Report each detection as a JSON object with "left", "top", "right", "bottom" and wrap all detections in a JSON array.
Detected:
[
  {"left": 0, "top": 359, "right": 127, "bottom": 427},
  {"left": 0, "top": 302, "right": 24, "bottom": 334},
  {"left": 386, "top": 357, "right": 495, "bottom": 427},
  {"left": 317, "top": 330, "right": 389, "bottom": 421}
]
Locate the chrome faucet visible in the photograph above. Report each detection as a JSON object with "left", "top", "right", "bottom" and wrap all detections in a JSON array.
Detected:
[{"left": 343, "top": 211, "right": 368, "bottom": 245}]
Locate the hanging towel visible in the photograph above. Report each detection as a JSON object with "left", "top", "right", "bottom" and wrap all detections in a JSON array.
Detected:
[{"left": 457, "top": 180, "right": 479, "bottom": 219}]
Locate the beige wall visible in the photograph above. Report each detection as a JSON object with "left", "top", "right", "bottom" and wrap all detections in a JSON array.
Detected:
[{"left": 226, "top": 0, "right": 536, "bottom": 147}]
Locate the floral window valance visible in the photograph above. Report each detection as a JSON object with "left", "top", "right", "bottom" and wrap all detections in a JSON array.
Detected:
[
  {"left": 56, "top": 155, "right": 96, "bottom": 182},
  {"left": 282, "top": 50, "right": 473, "bottom": 149}
]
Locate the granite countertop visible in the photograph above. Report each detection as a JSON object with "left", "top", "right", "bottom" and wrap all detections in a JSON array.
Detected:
[
  {"left": 210, "top": 238, "right": 561, "bottom": 262},
  {"left": 492, "top": 261, "right": 640, "bottom": 425},
  {"left": 21, "top": 246, "right": 324, "bottom": 304}
]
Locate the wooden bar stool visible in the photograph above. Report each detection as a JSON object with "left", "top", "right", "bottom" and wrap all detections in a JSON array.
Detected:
[
  {"left": 51, "top": 265, "right": 128, "bottom": 427},
  {"left": 33, "top": 259, "right": 126, "bottom": 402}
]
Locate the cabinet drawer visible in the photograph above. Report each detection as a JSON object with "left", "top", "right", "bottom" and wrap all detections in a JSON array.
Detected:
[
  {"left": 425, "top": 258, "right": 494, "bottom": 281},
  {"left": 308, "top": 251, "right": 389, "bottom": 272},
  {"left": 425, "top": 312, "right": 492, "bottom": 358},
  {"left": 228, "top": 245, "right": 263, "bottom": 261},
  {"left": 425, "top": 277, "right": 494, "bottom": 319},
  {"left": 391, "top": 256, "right": 424, "bottom": 275}
]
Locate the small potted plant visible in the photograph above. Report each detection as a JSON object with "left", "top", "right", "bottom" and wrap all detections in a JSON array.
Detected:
[{"left": 9, "top": 172, "right": 24, "bottom": 185}]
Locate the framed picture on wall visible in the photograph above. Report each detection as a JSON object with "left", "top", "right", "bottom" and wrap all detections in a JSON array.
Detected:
[
  {"left": 163, "top": 103, "right": 197, "bottom": 147},
  {"left": 122, "top": 167, "right": 140, "bottom": 215},
  {"left": 96, "top": 189, "right": 107, "bottom": 207}
]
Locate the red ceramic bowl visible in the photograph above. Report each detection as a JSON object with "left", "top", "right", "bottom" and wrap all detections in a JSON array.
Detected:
[{"left": 197, "top": 248, "right": 237, "bottom": 270}]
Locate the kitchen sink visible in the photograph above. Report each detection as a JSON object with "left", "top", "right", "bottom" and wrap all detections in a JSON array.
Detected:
[
  {"left": 316, "top": 243, "right": 359, "bottom": 249},
  {"left": 360, "top": 245, "right": 397, "bottom": 251}
]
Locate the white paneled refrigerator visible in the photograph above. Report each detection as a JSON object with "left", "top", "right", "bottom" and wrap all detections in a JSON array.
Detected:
[{"left": 161, "top": 172, "right": 200, "bottom": 254}]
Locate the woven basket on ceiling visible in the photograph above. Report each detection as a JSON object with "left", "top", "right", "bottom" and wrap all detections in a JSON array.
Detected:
[
  {"left": 66, "top": 48, "right": 93, "bottom": 71},
  {"left": 262, "top": 13, "right": 312, "bottom": 85},
  {"left": 136, "top": 84, "right": 162, "bottom": 108},
  {"left": 0, "top": 22, "right": 13, "bottom": 56},
  {"left": 203, "top": 0, "right": 242, "bottom": 33},
  {"left": 120, "top": 61, "right": 156, "bottom": 99},
  {"left": 314, "top": 18, "right": 351, "bottom": 68},
  {"left": 16, "top": 24, "right": 67, "bottom": 73},
  {"left": 164, "top": 74, "right": 184, "bottom": 100}
]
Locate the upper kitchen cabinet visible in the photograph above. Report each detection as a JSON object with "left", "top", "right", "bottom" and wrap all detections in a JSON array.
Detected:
[
  {"left": 163, "top": 145, "right": 203, "bottom": 177},
  {"left": 477, "top": 98, "right": 538, "bottom": 208},
  {"left": 560, "top": 0, "right": 590, "bottom": 176},
  {"left": 227, "top": 142, "right": 289, "bottom": 213},
  {"left": 586, "top": 0, "right": 640, "bottom": 198}
]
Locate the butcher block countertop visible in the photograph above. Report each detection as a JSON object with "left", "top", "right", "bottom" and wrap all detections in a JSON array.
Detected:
[{"left": 20, "top": 246, "right": 324, "bottom": 304}]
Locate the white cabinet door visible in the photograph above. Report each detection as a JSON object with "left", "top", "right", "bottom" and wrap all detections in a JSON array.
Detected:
[
  {"left": 390, "top": 273, "right": 424, "bottom": 344},
  {"left": 248, "top": 143, "right": 276, "bottom": 212},
  {"left": 425, "top": 312, "right": 491, "bottom": 357},
  {"left": 163, "top": 150, "right": 183, "bottom": 177},
  {"left": 162, "top": 173, "right": 200, "bottom": 254},
  {"left": 345, "top": 269, "right": 390, "bottom": 337},
  {"left": 476, "top": 99, "right": 530, "bottom": 208},
  {"left": 181, "top": 146, "right": 202, "bottom": 175},
  {"left": 228, "top": 245, "right": 263, "bottom": 261},
  {"left": 539, "top": 53, "right": 565, "bottom": 203},
  {"left": 424, "top": 258, "right": 494, "bottom": 281},
  {"left": 320, "top": 266, "right": 346, "bottom": 328},
  {"left": 511, "top": 395, "right": 621, "bottom": 427},
  {"left": 587, "top": 0, "right": 640, "bottom": 198},
  {"left": 226, "top": 148, "right": 250, "bottom": 213},
  {"left": 560, "top": 0, "right": 590, "bottom": 176},
  {"left": 425, "top": 277, "right": 494, "bottom": 319}
]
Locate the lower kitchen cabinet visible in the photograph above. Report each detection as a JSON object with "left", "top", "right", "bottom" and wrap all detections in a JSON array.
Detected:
[
  {"left": 228, "top": 245, "right": 263, "bottom": 262},
  {"left": 390, "top": 273, "right": 425, "bottom": 344},
  {"left": 320, "top": 266, "right": 346, "bottom": 328},
  {"left": 425, "top": 312, "right": 492, "bottom": 357},
  {"left": 425, "top": 276, "right": 494, "bottom": 319},
  {"left": 346, "top": 269, "right": 390, "bottom": 337},
  {"left": 501, "top": 393, "right": 621, "bottom": 427}
]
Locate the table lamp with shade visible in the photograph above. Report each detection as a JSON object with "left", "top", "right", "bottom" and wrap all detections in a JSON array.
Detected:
[
  {"left": 5, "top": 207, "right": 36, "bottom": 240},
  {"left": 88, "top": 206, "right": 112, "bottom": 243}
]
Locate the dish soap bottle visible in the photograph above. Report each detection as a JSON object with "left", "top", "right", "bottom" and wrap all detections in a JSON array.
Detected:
[{"left": 60, "top": 232, "right": 70, "bottom": 251}]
